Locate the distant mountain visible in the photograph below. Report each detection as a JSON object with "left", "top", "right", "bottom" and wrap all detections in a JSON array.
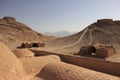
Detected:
[{"left": 44, "top": 31, "right": 76, "bottom": 37}]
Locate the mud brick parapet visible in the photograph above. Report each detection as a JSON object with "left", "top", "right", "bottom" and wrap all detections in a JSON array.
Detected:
[
  {"left": 61, "top": 55, "right": 120, "bottom": 77},
  {"left": 31, "top": 50, "right": 120, "bottom": 77}
]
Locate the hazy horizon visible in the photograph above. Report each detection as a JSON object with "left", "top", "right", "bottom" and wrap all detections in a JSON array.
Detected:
[{"left": 0, "top": 0, "right": 120, "bottom": 33}]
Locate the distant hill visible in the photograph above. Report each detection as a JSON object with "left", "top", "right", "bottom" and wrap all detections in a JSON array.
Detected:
[
  {"left": 0, "top": 16, "right": 55, "bottom": 49},
  {"left": 44, "top": 31, "right": 76, "bottom": 37},
  {"left": 46, "top": 19, "right": 120, "bottom": 54}
]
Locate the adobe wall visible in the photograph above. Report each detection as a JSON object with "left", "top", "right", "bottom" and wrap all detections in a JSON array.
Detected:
[
  {"left": 61, "top": 55, "right": 120, "bottom": 77},
  {"left": 31, "top": 50, "right": 56, "bottom": 56},
  {"left": 97, "top": 19, "right": 113, "bottom": 23},
  {"left": 31, "top": 50, "right": 120, "bottom": 77},
  {"left": 114, "top": 20, "right": 120, "bottom": 26},
  {"left": 95, "top": 19, "right": 115, "bottom": 26}
]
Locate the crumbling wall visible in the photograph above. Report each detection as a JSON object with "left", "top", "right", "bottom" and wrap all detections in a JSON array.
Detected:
[
  {"left": 97, "top": 19, "right": 113, "bottom": 23},
  {"left": 77, "top": 45, "right": 115, "bottom": 58},
  {"left": 3, "top": 17, "right": 16, "bottom": 23},
  {"left": 33, "top": 51, "right": 54, "bottom": 56},
  {"left": 96, "top": 47, "right": 115, "bottom": 57},
  {"left": 95, "top": 19, "right": 115, "bottom": 26},
  {"left": 61, "top": 55, "right": 120, "bottom": 77},
  {"left": 114, "top": 20, "right": 120, "bottom": 26},
  {"left": 22, "top": 42, "right": 32, "bottom": 48},
  {"left": 95, "top": 48, "right": 108, "bottom": 57},
  {"left": 21, "top": 41, "right": 45, "bottom": 48},
  {"left": 95, "top": 45, "right": 116, "bottom": 57},
  {"left": 31, "top": 50, "right": 120, "bottom": 77},
  {"left": 78, "top": 46, "right": 96, "bottom": 55},
  {"left": 38, "top": 42, "right": 45, "bottom": 47}
]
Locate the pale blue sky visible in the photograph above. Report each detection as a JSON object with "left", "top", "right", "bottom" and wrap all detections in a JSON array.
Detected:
[{"left": 0, "top": 0, "right": 120, "bottom": 33}]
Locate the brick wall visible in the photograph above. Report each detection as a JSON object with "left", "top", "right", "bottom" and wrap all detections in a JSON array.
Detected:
[
  {"left": 61, "top": 55, "right": 120, "bottom": 77},
  {"left": 31, "top": 50, "right": 120, "bottom": 77}
]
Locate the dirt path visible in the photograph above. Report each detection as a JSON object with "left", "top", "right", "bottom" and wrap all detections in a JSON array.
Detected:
[{"left": 52, "top": 28, "right": 89, "bottom": 49}]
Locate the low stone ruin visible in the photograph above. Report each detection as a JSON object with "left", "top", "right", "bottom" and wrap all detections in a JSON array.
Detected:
[
  {"left": 91, "top": 19, "right": 120, "bottom": 27},
  {"left": 97, "top": 19, "right": 113, "bottom": 24},
  {"left": 20, "top": 41, "right": 45, "bottom": 48},
  {"left": 95, "top": 45, "right": 115, "bottom": 57},
  {"left": 114, "top": 20, "right": 120, "bottom": 26},
  {"left": 77, "top": 45, "right": 116, "bottom": 58},
  {"left": 78, "top": 46, "right": 96, "bottom": 55},
  {"left": 95, "top": 19, "right": 115, "bottom": 26},
  {"left": 3, "top": 16, "right": 16, "bottom": 23}
]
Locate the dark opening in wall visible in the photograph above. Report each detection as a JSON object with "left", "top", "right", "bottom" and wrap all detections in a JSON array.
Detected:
[
  {"left": 78, "top": 46, "right": 96, "bottom": 55},
  {"left": 90, "top": 46, "right": 96, "bottom": 54},
  {"left": 21, "top": 43, "right": 25, "bottom": 48},
  {"left": 33, "top": 43, "right": 38, "bottom": 47}
]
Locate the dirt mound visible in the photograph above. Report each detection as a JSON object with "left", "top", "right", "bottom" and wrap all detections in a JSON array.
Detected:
[
  {"left": 0, "top": 16, "right": 56, "bottom": 49},
  {"left": 20, "top": 55, "right": 61, "bottom": 76},
  {"left": 38, "top": 62, "right": 120, "bottom": 80},
  {"left": 0, "top": 42, "right": 25, "bottom": 80},
  {"left": 13, "top": 49, "right": 34, "bottom": 58}
]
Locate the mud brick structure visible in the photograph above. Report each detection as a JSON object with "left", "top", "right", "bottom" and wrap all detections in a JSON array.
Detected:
[{"left": 21, "top": 41, "right": 45, "bottom": 48}]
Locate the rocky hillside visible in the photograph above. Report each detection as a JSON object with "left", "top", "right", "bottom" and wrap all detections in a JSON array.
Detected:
[
  {"left": 47, "top": 19, "right": 120, "bottom": 53},
  {"left": 0, "top": 17, "right": 55, "bottom": 49}
]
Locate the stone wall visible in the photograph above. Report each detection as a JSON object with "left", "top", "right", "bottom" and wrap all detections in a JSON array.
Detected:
[
  {"left": 3, "top": 16, "right": 16, "bottom": 23},
  {"left": 97, "top": 19, "right": 113, "bottom": 23},
  {"left": 21, "top": 42, "right": 45, "bottom": 48},
  {"left": 114, "top": 20, "right": 120, "bottom": 26},
  {"left": 95, "top": 19, "right": 115, "bottom": 26},
  {"left": 31, "top": 50, "right": 120, "bottom": 77},
  {"left": 61, "top": 55, "right": 120, "bottom": 77}
]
